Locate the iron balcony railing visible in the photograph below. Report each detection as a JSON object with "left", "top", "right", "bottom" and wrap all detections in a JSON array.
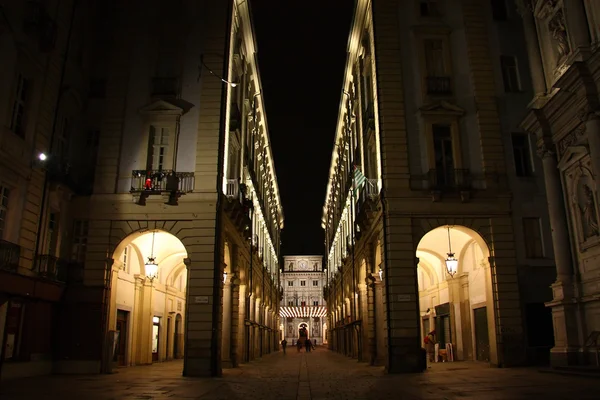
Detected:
[
  {"left": 36, "top": 254, "right": 69, "bottom": 280},
  {"left": 427, "top": 168, "right": 471, "bottom": 190},
  {"left": 131, "top": 170, "right": 194, "bottom": 193},
  {"left": 426, "top": 76, "right": 452, "bottom": 95},
  {"left": 0, "top": 240, "right": 21, "bottom": 272}
]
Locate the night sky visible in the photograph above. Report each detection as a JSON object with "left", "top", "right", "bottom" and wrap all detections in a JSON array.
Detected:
[{"left": 251, "top": 1, "right": 353, "bottom": 257}]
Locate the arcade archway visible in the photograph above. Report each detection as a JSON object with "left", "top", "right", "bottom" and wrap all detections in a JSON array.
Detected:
[
  {"left": 416, "top": 225, "right": 497, "bottom": 364},
  {"left": 108, "top": 229, "right": 188, "bottom": 367}
]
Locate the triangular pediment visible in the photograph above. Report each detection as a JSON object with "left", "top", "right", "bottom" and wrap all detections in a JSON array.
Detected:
[
  {"left": 139, "top": 99, "right": 187, "bottom": 116},
  {"left": 419, "top": 101, "right": 465, "bottom": 117}
]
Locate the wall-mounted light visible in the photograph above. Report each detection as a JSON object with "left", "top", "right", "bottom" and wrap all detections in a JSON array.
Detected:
[
  {"left": 198, "top": 55, "right": 238, "bottom": 87},
  {"left": 38, "top": 152, "right": 47, "bottom": 161},
  {"left": 445, "top": 226, "right": 458, "bottom": 277},
  {"left": 378, "top": 267, "right": 383, "bottom": 281},
  {"left": 223, "top": 270, "right": 228, "bottom": 283},
  {"left": 145, "top": 231, "right": 159, "bottom": 281}
]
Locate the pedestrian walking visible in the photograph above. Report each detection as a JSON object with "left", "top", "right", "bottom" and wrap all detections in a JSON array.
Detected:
[
  {"left": 305, "top": 338, "right": 311, "bottom": 352},
  {"left": 281, "top": 339, "right": 287, "bottom": 354}
]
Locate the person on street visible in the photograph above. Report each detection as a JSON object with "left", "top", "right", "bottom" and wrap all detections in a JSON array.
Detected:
[{"left": 281, "top": 339, "right": 287, "bottom": 354}]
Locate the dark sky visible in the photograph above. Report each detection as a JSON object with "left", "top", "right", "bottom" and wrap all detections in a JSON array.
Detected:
[{"left": 250, "top": 1, "right": 353, "bottom": 257}]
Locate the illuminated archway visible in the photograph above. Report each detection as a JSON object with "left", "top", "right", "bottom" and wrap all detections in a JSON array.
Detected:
[
  {"left": 109, "top": 229, "right": 188, "bottom": 367},
  {"left": 416, "top": 225, "right": 496, "bottom": 364}
]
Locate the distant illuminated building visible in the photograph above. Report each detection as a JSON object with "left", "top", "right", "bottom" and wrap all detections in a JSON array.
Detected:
[{"left": 280, "top": 256, "right": 327, "bottom": 345}]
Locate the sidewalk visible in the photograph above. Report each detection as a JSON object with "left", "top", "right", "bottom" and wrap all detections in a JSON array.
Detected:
[{"left": 1, "top": 348, "right": 598, "bottom": 399}]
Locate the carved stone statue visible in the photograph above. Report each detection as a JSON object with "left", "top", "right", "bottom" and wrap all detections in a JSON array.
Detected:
[
  {"left": 574, "top": 184, "right": 599, "bottom": 240},
  {"left": 288, "top": 262, "right": 294, "bottom": 271},
  {"left": 548, "top": 10, "right": 570, "bottom": 63}
]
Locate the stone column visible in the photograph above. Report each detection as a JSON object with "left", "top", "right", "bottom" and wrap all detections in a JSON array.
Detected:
[
  {"left": 131, "top": 275, "right": 145, "bottom": 365},
  {"left": 221, "top": 274, "right": 232, "bottom": 367},
  {"left": 358, "top": 282, "right": 368, "bottom": 362},
  {"left": 516, "top": 0, "right": 547, "bottom": 97},
  {"left": 564, "top": 0, "right": 590, "bottom": 55},
  {"left": 538, "top": 144, "right": 574, "bottom": 283}
]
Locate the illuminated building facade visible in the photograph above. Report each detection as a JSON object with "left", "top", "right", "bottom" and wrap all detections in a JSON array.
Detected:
[
  {"left": 0, "top": 0, "right": 282, "bottom": 380},
  {"left": 322, "top": 0, "right": 559, "bottom": 372},
  {"left": 518, "top": 0, "right": 600, "bottom": 366},
  {"left": 279, "top": 255, "right": 327, "bottom": 345}
]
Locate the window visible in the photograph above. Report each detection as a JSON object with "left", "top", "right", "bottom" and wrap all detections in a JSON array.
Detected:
[
  {"left": 491, "top": 0, "right": 507, "bottom": 21},
  {"left": 147, "top": 126, "right": 169, "bottom": 170},
  {"left": 313, "top": 280, "right": 319, "bottom": 286},
  {"left": 300, "top": 280, "right": 306, "bottom": 287},
  {"left": 46, "top": 212, "right": 59, "bottom": 256},
  {"left": 313, "top": 301, "right": 319, "bottom": 306},
  {"left": 512, "top": 133, "right": 532, "bottom": 177},
  {"left": 71, "top": 220, "right": 89, "bottom": 262},
  {"left": 288, "top": 300, "right": 294, "bottom": 306},
  {"left": 500, "top": 55, "right": 520, "bottom": 92},
  {"left": 56, "top": 117, "right": 70, "bottom": 163},
  {"left": 432, "top": 125, "right": 455, "bottom": 186},
  {"left": 10, "top": 74, "right": 29, "bottom": 137},
  {"left": 419, "top": 0, "right": 440, "bottom": 16},
  {"left": 0, "top": 186, "right": 10, "bottom": 239},
  {"left": 424, "top": 39, "right": 445, "bottom": 77},
  {"left": 523, "top": 218, "right": 544, "bottom": 258},
  {"left": 301, "top": 301, "right": 306, "bottom": 306},
  {"left": 122, "top": 246, "right": 130, "bottom": 273},
  {"left": 288, "top": 281, "right": 293, "bottom": 287}
]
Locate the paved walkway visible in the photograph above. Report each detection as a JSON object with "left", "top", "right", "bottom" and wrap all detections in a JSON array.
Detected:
[{"left": 1, "top": 347, "right": 599, "bottom": 399}]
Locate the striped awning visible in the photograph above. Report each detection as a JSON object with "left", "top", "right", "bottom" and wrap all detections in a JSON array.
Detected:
[{"left": 279, "top": 306, "right": 327, "bottom": 318}]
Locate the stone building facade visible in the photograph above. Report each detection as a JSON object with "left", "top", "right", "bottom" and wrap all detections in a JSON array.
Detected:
[
  {"left": 0, "top": 0, "right": 282, "bottom": 380},
  {"left": 280, "top": 256, "right": 327, "bottom": 345},
  {"left": 518, "top": 0, "right": 600, "bottom": 366},
  {"left": 322, "top": 0, "right": 557, "bottom": 372}
]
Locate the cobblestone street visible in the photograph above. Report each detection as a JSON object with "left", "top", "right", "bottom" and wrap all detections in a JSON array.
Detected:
[{"left": 1, "top": 348, "right": 598, "bottom": 399}]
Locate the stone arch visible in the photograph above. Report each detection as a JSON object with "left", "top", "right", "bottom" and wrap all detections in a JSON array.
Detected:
[
  {"left": 109, "top": 227, "right": 189, "bottom": 368},
  {"left": 415, "top": 221, "right": 496, "bottom": 364},
  {"left": 411, "top": 218, "right": 492, "bottom": 257}
]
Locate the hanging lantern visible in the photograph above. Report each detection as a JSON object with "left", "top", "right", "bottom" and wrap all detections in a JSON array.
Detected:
[
  {"left": 445, "top": 227, "right": 458, "bottom": 277},
  {"left": 145, "top": 231, "right": 159, "bottom": 281}
]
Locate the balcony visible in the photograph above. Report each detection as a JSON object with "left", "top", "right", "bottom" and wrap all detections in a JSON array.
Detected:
[
  {"left": 426, "top": 76, "right": 452, "bottom": 95},
  {"left": 131, "top": 170, "right": 194, "bottom": 206},
  {"left": 36, "top": 254, "right": 69, "bottom": 281},
  {"left": 355, "top": 178, "right": 380, "bottom": 234},
  {"left": 223, "top": 179, "right": 252, "bottom": 237},
  {"left": 0, "top": 240, "right": 21, "bottom": 273},
  {"left": 151, "top": 77, "right": 179, "bottom": 97}
]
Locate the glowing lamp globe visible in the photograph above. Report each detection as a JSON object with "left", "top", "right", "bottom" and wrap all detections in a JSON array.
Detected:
[{"left": 445, "top": 253, "right": 458, "bottom": 277}]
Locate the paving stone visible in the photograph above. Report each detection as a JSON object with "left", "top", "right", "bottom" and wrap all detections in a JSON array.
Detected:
[{"left": 1, "top": 347, "right": 599, "bottom": 399}]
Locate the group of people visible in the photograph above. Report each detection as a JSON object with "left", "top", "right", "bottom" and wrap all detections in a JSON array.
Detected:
[{"left": 280, "top": 337, "right": 316, "bottom": 354}]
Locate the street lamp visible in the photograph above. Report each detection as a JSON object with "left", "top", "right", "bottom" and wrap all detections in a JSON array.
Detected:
[
  {"left": 145, "top": 231, "right": 159, "bottom": 281},
  {"left": 38, "top": 152, "right": 47, "bottom": 161},
  {"left": 223, "top": 270, "right": 228, "bottom": 284},
  {"left": 445, "top": 226, "right": 458, "bottom": 277},
  {"left": 198, "top": 55, "right": 238, "bottom": 87}
]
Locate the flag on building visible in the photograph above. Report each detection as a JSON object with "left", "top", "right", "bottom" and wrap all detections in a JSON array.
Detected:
[{"left": 353, "top": 166, "right": 366, "bottom": 197}]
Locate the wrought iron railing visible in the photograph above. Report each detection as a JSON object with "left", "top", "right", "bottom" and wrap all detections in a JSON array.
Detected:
[
  {"left": 0, "top": 240, "right": 21, "bottom": 272},
  {"left": 426, "top": 168, "right": 471, "bottom": 190},
  {"left": 130, "top": 170, "right": 194, "bottom": 193},
  {"left": 36, "top": 254, "right": 69, "bottom": 280},
  {"left": 426, "top": 76, "right": 452, "bottom": 95}
]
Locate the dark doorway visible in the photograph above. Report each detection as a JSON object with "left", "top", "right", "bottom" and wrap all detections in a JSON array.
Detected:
[
  {"left": 166, "top": 317, "right": 172, "bottom": 360},
  {"left": 174, "top": 314, "right": 182, "bottom": 358},
  {"left": 474, "top": 307, "right": 490, "bottom": 362},
  {"left": 152, "top": 316, "right": 160, "bottom": 362},
  {"left": 525, "top": 303, "right": 554, "bottom": 365},
  {"left": 114, "top": 310, "right": 129, "bottom": 366}
]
